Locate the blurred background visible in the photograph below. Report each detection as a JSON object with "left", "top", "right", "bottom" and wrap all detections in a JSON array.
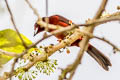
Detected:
[{"left": 0, "top": 0, "right": 120, "bottom": 80}]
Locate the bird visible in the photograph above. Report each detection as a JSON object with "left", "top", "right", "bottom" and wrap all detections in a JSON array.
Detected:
[{"left": 34, "top": 15, "right": 112, "bottom": 71}]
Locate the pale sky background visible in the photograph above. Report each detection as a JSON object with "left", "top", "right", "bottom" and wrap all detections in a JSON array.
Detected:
[{"left": 0, "top": 0, "right": 120, "bottom": 80}]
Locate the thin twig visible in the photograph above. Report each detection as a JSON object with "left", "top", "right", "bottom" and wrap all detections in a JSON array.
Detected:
[
  {"left": 0, "top": 49, "right": 18, "bottom": 57},
  {"left": 77, "top": 14, "right": 120, "bottom": 27},
  {"left": 5, "top": 0, "right": 27, "bottom": 49},
  {"left": 25, "top": 0, "right": 40, "bottom": 19},
  {"left": 9, "top": 58, "right": 18, "bottom": 80},
  {"left": 94, "top": 36, "right": 120, "bottom": 52}
]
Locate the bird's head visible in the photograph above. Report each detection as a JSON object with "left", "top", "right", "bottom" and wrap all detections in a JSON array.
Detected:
[{"left": 34, "top": 17, "right": 47, "bottom": 36}]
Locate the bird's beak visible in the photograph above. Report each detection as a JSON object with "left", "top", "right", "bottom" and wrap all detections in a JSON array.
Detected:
[
  {"left": 34, "top": 24, "right": 45, "bottom": 36},
  {"left": 34, "top": 18, "right": 46, "bottom": 37},
  {"left": 34, "top": 25, "right": 39, "bottom": 37},
  {"left": 34, "top": 31, "right": 37, "bottom": 36}
]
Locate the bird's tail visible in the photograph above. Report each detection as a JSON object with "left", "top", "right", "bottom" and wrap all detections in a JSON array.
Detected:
[{"left": 87, "top": 44, "right": 112, "bottom": 71}]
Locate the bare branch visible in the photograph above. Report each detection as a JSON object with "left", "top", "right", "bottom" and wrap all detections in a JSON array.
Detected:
[
  {"left": 5, "top": 0, "right": 27, "bottom": 49},
  {"left": 77, "top": 13, "right": 120, "bottom": 27},
  {"left": 9, "top": 58, "right": 18, "bottom": 80},
  {"left": 94, "top": 36, "right": 120, "bottom": 52},
  {"left": 94, "top": 0, "right": 108, "bottom": 19},
  {"left": 0, "top": 49, "right": 18, "bottom": 57},
  {"left": 25, "top": 0, "right": 40, "bottom": 19}
]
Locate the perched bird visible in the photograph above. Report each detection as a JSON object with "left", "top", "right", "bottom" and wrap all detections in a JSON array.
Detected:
[{"left": 34, "top": 15, "right": 111, "bottom": 70}]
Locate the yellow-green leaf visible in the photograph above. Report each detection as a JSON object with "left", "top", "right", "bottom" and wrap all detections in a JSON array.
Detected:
[{"left": 0, "top": 29, "right": 33, "bottom": 65}]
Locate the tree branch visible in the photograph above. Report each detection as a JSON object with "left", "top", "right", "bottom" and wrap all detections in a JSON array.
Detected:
[
  {"left": 25, "top": 0, "right": 40, "bottom": 19},
  {"left": 5, "top": 0, "right": 27, "bottom": 49},
  {"left": 0, "top": 49, "right": 18, "bottom": 57},
  {"left": 59, "top": 0, "right": 108, "bottom": 80},
  {"left": 23, "top": 29, "right": 82, "bottom": 70},
  {"left": 77, "top": 12, "right": 120, "bottom": 27},
  {"left": 94, "top": 0, "right": 108, "bottom": 19},
  {"left": 94, "top": 36, "right": 120, "bottom": 52}
]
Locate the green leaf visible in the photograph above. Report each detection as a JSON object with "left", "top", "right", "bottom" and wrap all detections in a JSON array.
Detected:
[{"left": 0, "top": 29, "right": 32, "bottom": 65}]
